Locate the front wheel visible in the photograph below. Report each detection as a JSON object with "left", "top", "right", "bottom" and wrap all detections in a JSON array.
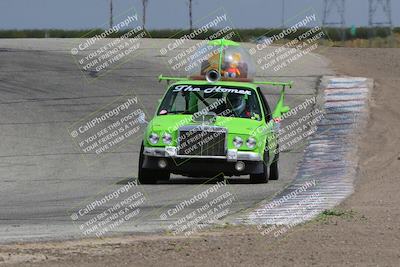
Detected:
[
  {"left": 138, "top": 168, "right": 158, "bottom": 184},
  {"left": 138, "top": 143, "right": 170, "bottom": 184},
  {"left": 250, "top": 150, "right": 269, "bottom": 184}
]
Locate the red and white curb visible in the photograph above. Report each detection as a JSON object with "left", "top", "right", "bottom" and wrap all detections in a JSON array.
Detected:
[{"left": 241, "top": 76, "right": 373, "bottom": 225}]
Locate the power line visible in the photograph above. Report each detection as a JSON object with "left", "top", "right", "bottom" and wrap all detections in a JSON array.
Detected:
[
  {"left": 368, "top": 0, "right": 393, "bottom": 45},
  {"left": 322, "top": 0, "right": 346, "bottom": 42},
  {"left": 142, "top": 0, "right": 149, "bottom": 29},
  {"left": 188, "top": 0, "right": 193, "bottom": 33},
  {"left": 281, "top": 0, "right": 285, "bottom": 28},
  {"left": 369, "top": 0, "right": 392, "bottom": 27},
  {"left": 109, "top": 0, "right": 113, "bottom": 28}
]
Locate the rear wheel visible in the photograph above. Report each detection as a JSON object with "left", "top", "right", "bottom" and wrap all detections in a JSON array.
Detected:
[
  {"left": 269, "top": 145, "right": 279, "bottom": 180},
  {"left": 250, "top": 150, "right": 269, "bottom": 184}
]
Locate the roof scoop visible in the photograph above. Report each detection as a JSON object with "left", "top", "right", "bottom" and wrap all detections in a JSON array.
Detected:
[{"left": 205, "top": 69, "right": 221, "bottom": 83}]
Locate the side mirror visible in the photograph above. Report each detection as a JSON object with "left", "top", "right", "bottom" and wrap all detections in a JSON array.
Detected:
[
  {"left": 280, "top": 106, "right": 290, "bottom": 114},
  {"left": 138, "top": 112, "right": 148, "bottom": 125}
]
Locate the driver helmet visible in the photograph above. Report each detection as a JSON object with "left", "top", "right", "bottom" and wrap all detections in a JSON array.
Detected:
[{"left": 226, "top": 93, "right": 246, "bottom": 115}]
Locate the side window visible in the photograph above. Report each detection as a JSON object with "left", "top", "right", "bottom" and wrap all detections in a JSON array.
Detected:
[{"left": 257, "top": 88, "right": 271, "bottom": 122}]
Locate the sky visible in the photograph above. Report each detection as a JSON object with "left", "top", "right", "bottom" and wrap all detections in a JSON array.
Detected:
[{"left": 0, "top": 0, "right": 398, "bottom": 30}]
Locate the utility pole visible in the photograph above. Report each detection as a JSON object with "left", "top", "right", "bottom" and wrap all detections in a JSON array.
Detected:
[
  {"left": 368, "top": 0, "right": 392, "bottom": 46},
  {"left": 109, "top": 0, "right": 113, "bottom": 28},
  {"left": 323, "top": 0, "right": 346, "bottom": 43},
  {"left": 142, "top": 0, "right": 149, "bottom": 29},
  {"left": 188, "top": 0, "right": 193, "bottom": 33},
  {"left": 281, "top": 0, "right": 285, "bottom": 28}
]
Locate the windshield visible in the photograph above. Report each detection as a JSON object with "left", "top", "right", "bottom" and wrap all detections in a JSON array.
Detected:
[{"left": 157, "top": 84, "right": 262, "bottom": 120}]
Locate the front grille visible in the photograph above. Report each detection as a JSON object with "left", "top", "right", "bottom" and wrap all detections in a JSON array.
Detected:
[{"left": 177, "top": 125, "right": 226, "bottom": 156}]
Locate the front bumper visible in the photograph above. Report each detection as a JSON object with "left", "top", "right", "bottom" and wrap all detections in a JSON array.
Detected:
[
  {"left": 143, "top": 147, "right": 262, "bottom": 161},
  {"left": 142, "top": 147, "right": 264, "bottom": 176}
]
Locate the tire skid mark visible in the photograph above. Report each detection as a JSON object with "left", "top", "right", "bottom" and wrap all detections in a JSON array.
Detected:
[{"left": 239, "top": 76, "right": 372, "bottom": 225}]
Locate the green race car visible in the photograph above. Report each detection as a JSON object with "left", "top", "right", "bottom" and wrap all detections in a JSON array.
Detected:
[{"left": 138, "top": 39, "right": 292, "bottom": 184}]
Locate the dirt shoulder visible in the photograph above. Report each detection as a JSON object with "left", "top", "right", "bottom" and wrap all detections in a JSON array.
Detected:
[{"left": 1, "top": 47, "right": 399, "bottom": 267}]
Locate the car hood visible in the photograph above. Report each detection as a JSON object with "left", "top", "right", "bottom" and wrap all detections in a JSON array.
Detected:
[{"left": 149, "top": 114, "right": 263, "bottom": 135}]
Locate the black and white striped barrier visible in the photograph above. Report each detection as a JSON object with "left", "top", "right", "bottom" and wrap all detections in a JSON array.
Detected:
[{"left": 243, "top": 76, "right": 372, "bottom": 225}]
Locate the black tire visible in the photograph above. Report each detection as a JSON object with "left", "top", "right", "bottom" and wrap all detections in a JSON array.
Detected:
[
  {"left": 138, "top": 169, "right": 158, "bottom": 184},
  {"left": 269, "top": 145, "right": 279, "bottom": 180},
  {"left": 250, "top": 150, "right": 269, "bottom": 184},
  {"left": 158, "top": 171, "right": 171, "bottom": 182},
  {"left": 138, "top": 142, "right": 158, "bottom": 184},
  {"left": 212, "top": 173, "right": 225, "bottom": 183}
]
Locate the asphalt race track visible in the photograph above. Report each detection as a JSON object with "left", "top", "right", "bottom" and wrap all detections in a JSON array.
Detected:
[{"left": 0, "top": 39, "right": 333, "bottom": 243}]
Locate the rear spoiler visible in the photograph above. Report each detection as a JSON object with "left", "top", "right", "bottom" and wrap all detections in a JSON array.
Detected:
[
  {"left": 253, "top": 80, "right": 293, "bottom": 89},
  {"left": 159, "top": 74, "right": 293, "bottom": 88},
  {"left": 158, "top": 74, "right": 187, "bottom": 83}
]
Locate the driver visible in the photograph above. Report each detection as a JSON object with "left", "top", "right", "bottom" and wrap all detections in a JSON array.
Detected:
[{"left": 226, "top": 93, "right": 250, "bottom": 118}]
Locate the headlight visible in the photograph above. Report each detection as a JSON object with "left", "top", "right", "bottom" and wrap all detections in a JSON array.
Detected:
[
  {"left": 162, "top": 133, "right": 172, "bottom": 145},
  {"left": 233, "top": 136, "right": 243, "bottom": 148},
  {"left": 246, "top": 137, "right": 257, "bottom": 149},
  {"left": 148, "top": 132, "right": 159, "bottom": 144}
]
